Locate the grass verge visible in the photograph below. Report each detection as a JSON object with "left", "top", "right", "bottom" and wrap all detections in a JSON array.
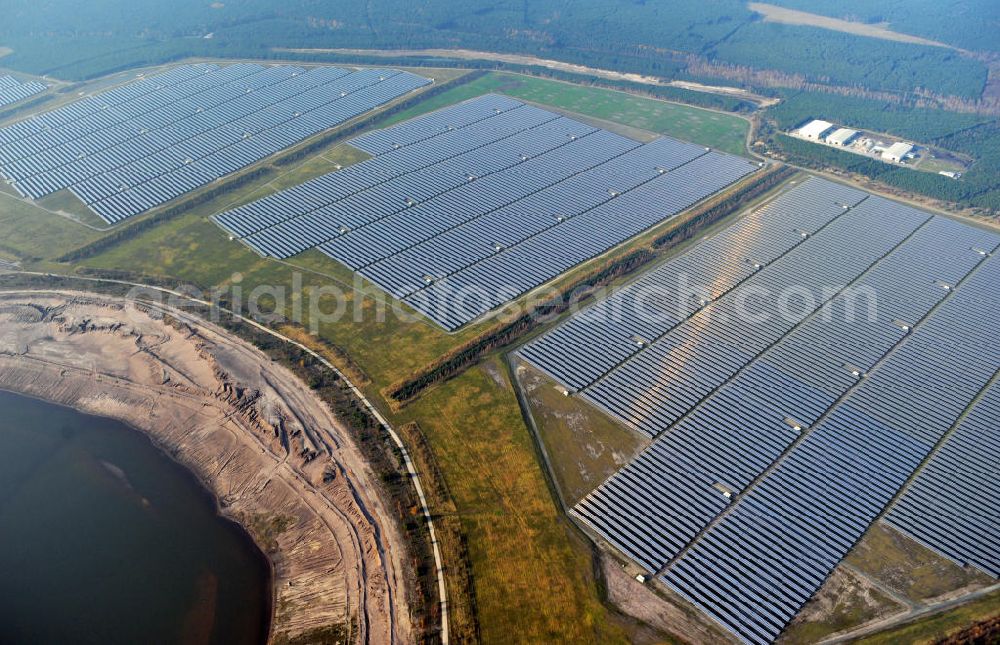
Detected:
[
  {"left": 854, "top": 589, "right": 1000, "bottom": 645},
  {"left": 396, "top": 356, "right": 648, "bottom": 643}
]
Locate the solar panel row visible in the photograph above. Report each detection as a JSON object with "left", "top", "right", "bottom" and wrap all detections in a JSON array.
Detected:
[
  {"left": 38, "top": 66, "right": 316, "bottom": 201},
  {"left": 762, "top": 215, "right": 1000, "bottom": 412},
  {"left": 360, "top": 136, "right": 705, "bottom": 300},
  {"left": 518, "top": 176, "right": 868, "bottom": 391},
  {"left": 0, "top": 64, "right": 225, "bottom": 158},
  {"left": 568, "top": 208, "right": 998, "bottom": 579},
  {"left": 578, "top": 196, "right": 931, "bottom": 438},
  {"left": 19, "top": 65, "right": 301, "bottom": 189},
  {"left": 663, "top": 255, "right": 1000, "bottom": 644},
  {"left": 215, "top": 101, "right": 565, "bottom": 242},
  {"left": 214, "top": 94, "right": 759, "bottom": 330},
  {"left": 349, "top": 93, "right": 525, "bottom": 155},
  {"left": 254, "top": 114, "right": 620, "bottom": 258},
  {"left": 86, "top": 72, "right": 429, "bottom": 224},
  {"left": 0, "top": 75, "right": 47, "bottom": 109},
  {"left": 0, "top": 63, "right": 429, "bottom": 224},
  {"left": 885, "top": 381, "right": 1000, "bottom": 578},
  {"left": 318, "top": 128, "right": 636, "bottom": 269},
  {"left": 516, "top": 177, "right": 1000, "bottom": 642},
  {"left": 401, "top": 151, "right": 757, "bottom": 330}
]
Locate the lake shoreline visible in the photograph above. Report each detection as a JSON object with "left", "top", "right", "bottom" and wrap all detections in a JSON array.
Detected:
[
  {"left": 0, "top": 290, "right": 415, "bottom": 643},
  {"left": 0, "top": 386, "right": 275, "bottom": 644}
]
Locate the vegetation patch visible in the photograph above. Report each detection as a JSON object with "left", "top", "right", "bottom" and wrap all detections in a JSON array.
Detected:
[
  {"left": 936, "top": 613, "right": 1000, "bottom": 645},
  {"left": 237, "top": 512, "right": 294, "bottom": 554},
  {"left": 782, "top": 567, "right": 905, "bottom": 643},
  {"left": 769, "top": 131, "right": 1000, "bottom": 214},
  {"left": 57, "top": 166, "right": 273, "bottom": 263},
  {"left": 847, "top": 523, "right": 994, "bottom": 602},
  {"left": 0, "top": 192, "right": 103, "bottom": 261},
  {"left": 397, "top": 357, "right": 643, "bottom": 643},
  {"left": 398, "top": 421, "right": 480, "bottom": 643},
  {"left": 388, "top": 72, "right": 752, "bottom": 155},
  {"left": 758, "top": 94, "right": 1000, "bottom": 215},
  {"left": 515, "top": 362, "right": 645, "bottom": 507},
  {"left": 854, "top": 589, "right": 1000, "bottom": 645},
  {"left": 386, "top": 247, "right": 655, "bottom": 406},
  {"left": 273, "top": 623, "right": 351, "bottom": 645}
]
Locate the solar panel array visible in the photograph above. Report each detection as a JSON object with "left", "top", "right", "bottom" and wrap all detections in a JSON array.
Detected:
[
  {"left": 0, "top": 75, "right": 47, "bottom": 109},
  {"left": 519, "top": 177, "right": 867, "bottom": 392},
  {"left": 0, "top": 63, "right": 429, "bottom": 224},
  {"left": 214, "top": 94, "right": 759, "bottom": 330},
  {"left": 517, "top": 177, "right": 1000, "bottom": 643},
  {"left": 885, "top": 377, "right": 1000, "bottom": 578}
]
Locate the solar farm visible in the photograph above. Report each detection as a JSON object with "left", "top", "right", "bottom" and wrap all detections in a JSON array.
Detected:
[
  {"left": 213, "top": 94, "right": 759, "bottom": 330},
  {"left": 518, "top": 176, "right": 1000, "bottom": 644},
  {"left": 0, "top": 63, "right": 429, "bottom": 224},
  {"left": 0, "top": 75, "right": 47, "bottom": 109}
]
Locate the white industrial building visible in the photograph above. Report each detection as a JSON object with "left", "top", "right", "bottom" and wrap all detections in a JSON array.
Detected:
[
  {"left": 798, "top": 119, "right": 835, "bottom": 140},
  {"left": 882, "top": 142, "right": 915, "bottom": 163},
  {"left": 825, "top": 128, "right": 858, "bottom": 146}
]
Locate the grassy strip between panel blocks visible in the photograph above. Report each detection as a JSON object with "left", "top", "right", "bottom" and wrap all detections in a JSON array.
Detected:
[
  {"left": 386, "top": 164, "right": 796, "bottom": 407},
  {"left": 56, "top": 166, "right": 273, "bottom": 262}
]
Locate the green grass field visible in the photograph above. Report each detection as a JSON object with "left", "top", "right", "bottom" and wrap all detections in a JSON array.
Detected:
[
  {"left": 516, "top": 362, "right": 645, "bottom": 507},
  {"left": 847, "top": 523, "right": 993, "bottom": 602},
  {"left": 0, "top": 191, "right": 103, "bottom": 260},
  {"left": 781, "top": 568, "right": 904, "bottom": 644},
  {"left": 383, "top": 72, "right": 751, "bottom": 155},
  {"left": 35, "top": 190, "right": 109, "bottom": 228}
]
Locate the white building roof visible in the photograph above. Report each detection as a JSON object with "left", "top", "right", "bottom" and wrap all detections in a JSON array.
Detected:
[
  {"left": 825, "top": 128, "right": 858, "bottom": 145},
  {"left": 798, "top": 119, "right": 834, "bottom": 138},
  {"left": 882, "top": 142, "right": 914, "bottom": 159}
]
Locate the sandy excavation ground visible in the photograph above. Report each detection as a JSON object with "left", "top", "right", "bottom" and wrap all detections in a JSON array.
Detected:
[{"left": 0, "top": 290, "right": 414, "bottom": 644}]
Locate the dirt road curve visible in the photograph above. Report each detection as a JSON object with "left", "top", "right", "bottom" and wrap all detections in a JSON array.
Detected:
[{"left": 0, "top": 290, "right": 416, "bottom": 644}]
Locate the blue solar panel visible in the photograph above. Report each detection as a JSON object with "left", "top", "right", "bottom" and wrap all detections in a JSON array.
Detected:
[
  {"left": 579, "top": 196, "right": 929, "bottom": 438},
  {"left": 0, "top": 64, "right": 430, "bottom": 223},
  {"left": 213, "top": 94, "right": 760, "bottom": 330},
  {"left": 885, "top": 381, "right": 1000, "bottom": 577},
  {"left": 524, "top": 177, "right": 1000, "bottom": 643},
  {"left": 660, "top": 253, "right": 1000, "bottom": 644},
  {"left": 0, "top": 75, "right": 48, "bottom": 109},
  {"left": 349, "top": 94, "right": 524, "bottom": 155},
  {"left": 519, "top": 176, "right": 867, "bottom": 390}
]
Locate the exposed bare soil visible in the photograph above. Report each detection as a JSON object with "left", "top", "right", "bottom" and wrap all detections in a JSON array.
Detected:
[
  {"left": 600, "top": 554, "right": 736, "bottom": 644},
  {"left": 748, "top": 3, "right": 956, "bottom": 49},
  {"left": 0, "top": 291, "right": 414, "bottom": 644}
]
